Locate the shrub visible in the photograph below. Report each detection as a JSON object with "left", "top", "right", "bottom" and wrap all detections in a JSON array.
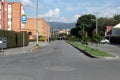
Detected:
[
  {"left": 0, "top": 30, "right": 29, "bottom": 48},
  {"left": 39, "top": 36, "right": 46, "bottom": 42},
  {"left": 7, "top": 31, "right": 16, "bottom": 48},
  {"left": 16, "top": 32, "right": 29, "bottom": 47},
  {"left": 67, "top": 36, "right": 80, "bottom": 41}
]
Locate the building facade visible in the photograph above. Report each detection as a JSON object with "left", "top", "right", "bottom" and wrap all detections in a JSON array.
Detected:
[
  {"left": 0, "top": 0, "right": 5, "bottom": 29},
  {"left": 24, "top": 18, "right": 50, "bottom": 41},
  {"left": 112, "top": 23, "right": 120, "bottom": 36},
  {"left": 4, "top": 2, "right": 23, "bottom": 31},
  {"left": 2, "top": 1, "right": 50, "bottom": 41}
]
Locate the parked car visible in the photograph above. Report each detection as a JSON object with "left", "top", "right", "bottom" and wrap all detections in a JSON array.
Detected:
[{"left": 100, "top": 39, "right": 110, "bottom": 44}]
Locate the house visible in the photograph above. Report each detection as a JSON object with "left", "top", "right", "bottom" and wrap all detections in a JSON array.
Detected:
[
  {"left": 105, "top": 26, "right": 113, "bottom": 37},
  {"left": 112, "top": 23, "right": 120, "bottom": 36}
]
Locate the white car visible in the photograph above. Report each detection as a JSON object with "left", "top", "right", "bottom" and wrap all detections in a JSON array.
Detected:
[{"left": 100, "top": 39, "right": 109, "bottom": 43}]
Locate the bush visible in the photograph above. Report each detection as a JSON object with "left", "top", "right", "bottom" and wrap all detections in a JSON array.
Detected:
[
  {"left": 67, "top": 36, "right": 80, "bottom": 41},
  {"left": 16, "top": 32, "right": 29, "bottom": 47},
  {"left": 7, "top": 31, "right": 17, "bottom": 48},
  {"left": 0, "top": 30, "right": 29, "bottom": 48},
  {"left": 39, "top": 36, "right": 46, "bottom": 42}
]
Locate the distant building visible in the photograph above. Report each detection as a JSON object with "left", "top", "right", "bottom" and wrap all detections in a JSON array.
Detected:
[
  {"left": 57, "top": 29, "right": 70, "bottom": 40},
  {"left": 24, "top": 18, "right": 50, "bottom": 41},
  {"left": 57, "top": 29, "right": 70, "bottom": 35},
  {"left": 0, "top": 0, "right": 5, "bottom": 29}
]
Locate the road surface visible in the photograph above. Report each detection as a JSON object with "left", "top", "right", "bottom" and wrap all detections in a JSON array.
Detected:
[{"left": 0, "top": 40, "right": 120, "bottom": 80}]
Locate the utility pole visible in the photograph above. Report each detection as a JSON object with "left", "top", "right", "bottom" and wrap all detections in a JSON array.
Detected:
[
  {"left": 96, "top": 17, "right": 98, "bottom": 35},
  {"left": 36, "top": 0, "right": 39, "bottom": 45}
]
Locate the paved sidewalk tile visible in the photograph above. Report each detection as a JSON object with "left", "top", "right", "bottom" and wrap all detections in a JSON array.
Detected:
[{"left": 0, "top": 42, "right": 49, "bottom": 56}]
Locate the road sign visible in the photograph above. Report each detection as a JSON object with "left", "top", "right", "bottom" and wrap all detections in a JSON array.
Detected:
[{"left": 22, "top": 14, "right": 27, "bottom": 24}]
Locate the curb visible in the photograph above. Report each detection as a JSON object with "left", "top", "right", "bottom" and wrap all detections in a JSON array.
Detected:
[
  {"left": 68, "top": 42, "right": 117, "bottom": 59},
  {"left": 31, "top": 46, "right": 40, "bottom": 52},
  {"left": 96, "top": 56, "right": 119, "bottom": 60},
  {"left": 72, "top": 46, "right": 96, "bottom": 58}
]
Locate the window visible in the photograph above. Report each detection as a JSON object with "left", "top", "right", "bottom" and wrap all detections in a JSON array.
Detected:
[
  {"left": 8, "top": 25, "right": 12, "bottom": 30},
  {"left": 8, "top": 4, "right": 12, "bottom": 8},
  {"left": 8, "top": 18, "right": 12, "bottom": 21},
  {"left": 8, "top": 4, "right": 12, "bottom": 15},
  {"left": 116, "top": 30, "right": 120, "bottom": 35},
  {"left": 28, "top": 32, "right": 32, "bottom": 35},
  {"left": 0, "top": 15, "right": 1, "bottom": 19},
  {"left": 0, "top": 4, "right": 1, "bottom": 9}
]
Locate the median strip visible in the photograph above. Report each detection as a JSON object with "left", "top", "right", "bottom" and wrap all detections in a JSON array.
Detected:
[{"left": 67, "top": 41, "right": 116, "bottom": 58}]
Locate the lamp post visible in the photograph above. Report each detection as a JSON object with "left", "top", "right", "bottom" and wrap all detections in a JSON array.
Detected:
[
  {"left": 36, "top": 0, "right": 39, "bottom": 45},
  {"left": 22, "top": 14, "right": 27, "bottom": 48},
  {"left": 96, "top": 17, "right": 98, "bottom": 35},
  {"left": 91, "top": 17, "right": 98, "bottom": 35}
]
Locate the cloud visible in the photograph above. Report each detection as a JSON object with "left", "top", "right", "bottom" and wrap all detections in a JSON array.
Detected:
[
  {"left": 40, "top": 8, "right": 60, "bottom": 18},
  {"left": 66, "top": 8, "right": 75, "bottom": 11},
  {"left": 74, "top": 14, "right": 81, "bottom": 19},
  {"left": 96, "top": 7, "right": 120, "bottom": 18},
  {"left": 44, "top": 0, "right": 53, "bottom": 4},
  {"left": 20, "top": 0, "right": 32, "bottom": 6}
]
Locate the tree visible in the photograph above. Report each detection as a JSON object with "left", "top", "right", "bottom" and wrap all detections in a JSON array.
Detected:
[
  {"left": 113, "top": 14, "right": 120, "bottom": 24},
  {"left": 98, "top": 17, "right": 116, "bottom": 35},
  {"left": 76, "top": 14, "right": 96, "bottom": 36},
  {"left": 70, "top": 27, "right": 81, "bottom": 37}
]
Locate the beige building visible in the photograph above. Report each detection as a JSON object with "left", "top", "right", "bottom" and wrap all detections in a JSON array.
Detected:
[
  {"left": 3, "top": 2, "right": 50, "bottom": 41},
  {"left": 0, "top": 0, "right": 5, "bottom": 29},
  {"left": 4, "top": 2, "right": 23, "bottom": 31},
  {"left": 24, "top": 18, "right": 50, "bottom": 41}
]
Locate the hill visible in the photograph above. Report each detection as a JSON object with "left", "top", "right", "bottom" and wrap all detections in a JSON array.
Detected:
[{"left": 49, "top": 22, "right": 76, "bottom": 31}]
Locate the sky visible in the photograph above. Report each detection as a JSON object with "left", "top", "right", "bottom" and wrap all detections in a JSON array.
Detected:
[{"left": 6, "top": 0, "right": 120, "bottom": 23}]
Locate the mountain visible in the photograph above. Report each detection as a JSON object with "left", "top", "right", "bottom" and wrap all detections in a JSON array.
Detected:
[{"left": 48, "top": 22, "right": 76, "bottom": 31}]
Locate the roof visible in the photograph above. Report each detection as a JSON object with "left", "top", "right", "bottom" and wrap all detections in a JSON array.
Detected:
[{"left": 113, "top": 23, "right": 120, "bottom": 28}]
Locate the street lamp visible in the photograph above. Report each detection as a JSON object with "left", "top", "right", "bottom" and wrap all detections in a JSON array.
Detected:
[
  {"left": 96, "top": 17, "right": 98, "bottom": 35},
  {"left": 91, "top": 17, "right": 98, "bottom": 35},
  {"left": 22, "top": 14, "right": 27, "bottom": 48},
  {"left": 36, "top": 0, "right": 39, "bottom": 45}
]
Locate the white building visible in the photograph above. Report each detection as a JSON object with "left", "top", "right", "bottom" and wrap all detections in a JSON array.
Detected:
[{"left": 112, "top": 23, "right": 120, "bottom": 36}]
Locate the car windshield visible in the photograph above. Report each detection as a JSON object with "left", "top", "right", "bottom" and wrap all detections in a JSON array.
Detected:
[{"left": 0, "top": 0, "right": 120, "bottom": 80}]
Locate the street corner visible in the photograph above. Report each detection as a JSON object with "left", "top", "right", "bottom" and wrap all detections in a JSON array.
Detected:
[{"left": 31, "top": 45, "right": 41, "bottom": 52}]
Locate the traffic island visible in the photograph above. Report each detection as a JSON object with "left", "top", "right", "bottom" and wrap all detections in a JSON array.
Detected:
[
  {"left": 31, "top": 45, "right": 40, "bottom": 52},
  {"left": 67, "top": 41, "right": 116, "bottom": 59}
]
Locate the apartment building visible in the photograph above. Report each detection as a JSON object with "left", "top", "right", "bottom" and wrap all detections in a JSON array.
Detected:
[
  {"left": 4, "top": 2, "right": 23, "bottom": 31},
  {"left": 24, "top": 18, "right": 50, "bottom": 41},
  {"left": 3, "top": 1, "right": 50, "bottom": 41},
  {"left": 0, "top": 0, "right": 5, "bottom": 29}
]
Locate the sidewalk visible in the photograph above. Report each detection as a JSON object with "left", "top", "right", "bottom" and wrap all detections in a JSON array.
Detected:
[{"left": 0, "top": 42, "right": 49, "bottom": 56}]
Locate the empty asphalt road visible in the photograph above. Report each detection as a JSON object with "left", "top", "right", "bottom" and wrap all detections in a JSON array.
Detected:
[{"left": 0, "top": 40, "right": 120, "bottom": 80}]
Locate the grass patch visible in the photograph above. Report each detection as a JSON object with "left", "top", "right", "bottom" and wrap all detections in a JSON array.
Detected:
[{"left": 67, "top": 41, "right": 115, "bottom": 57}]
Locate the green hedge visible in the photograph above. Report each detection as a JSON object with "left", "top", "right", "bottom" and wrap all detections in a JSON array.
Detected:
[
  {"left": 0, "top": 30, "right": 29, "bottom": 48},
  {"left": 7, "top": 31, "right": 16, "bottom": 48}
]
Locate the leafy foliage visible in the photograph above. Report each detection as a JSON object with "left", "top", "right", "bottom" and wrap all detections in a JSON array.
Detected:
[{"left": 0, "top": 30, "right": 29, "bottom": 48}]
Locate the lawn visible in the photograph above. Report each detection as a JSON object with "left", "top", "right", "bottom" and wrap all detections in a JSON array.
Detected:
[{"left": 67, "top": 41, "right": 115, "bottom": 57}]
